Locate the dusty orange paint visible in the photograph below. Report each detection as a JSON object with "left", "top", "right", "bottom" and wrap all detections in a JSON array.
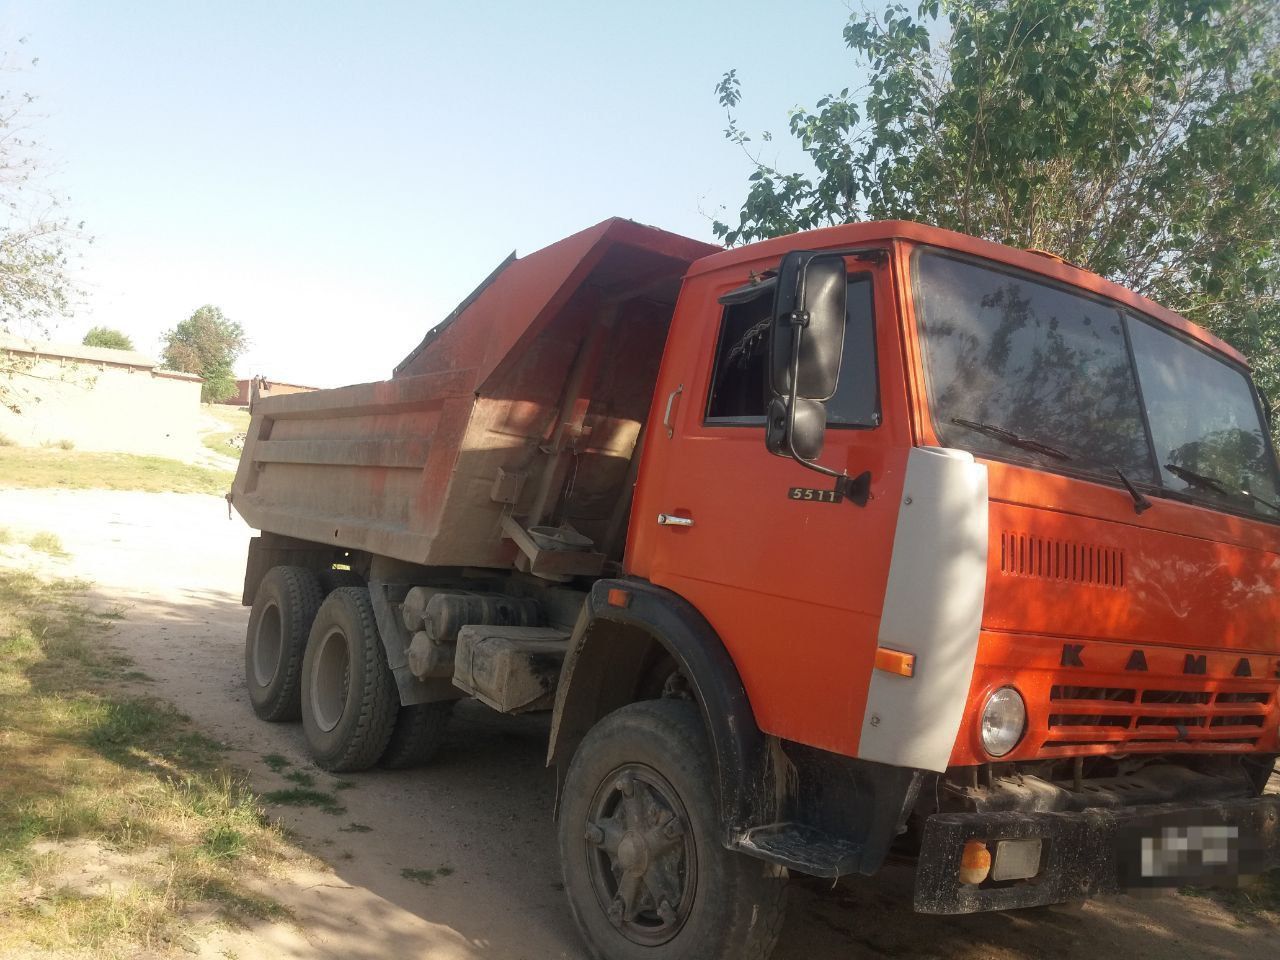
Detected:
[{"left": 629, "top": 220, "right": 1279, "bottom": 768}]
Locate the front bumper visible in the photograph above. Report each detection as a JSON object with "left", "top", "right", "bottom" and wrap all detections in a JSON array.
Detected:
[{"left": 914, "top": 794, "right": 1280, "bottom": 913}]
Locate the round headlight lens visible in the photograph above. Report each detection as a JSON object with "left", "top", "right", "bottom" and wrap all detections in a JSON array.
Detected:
[{"left": 980, "top": 687, "right": 1026, "bottom": 758}]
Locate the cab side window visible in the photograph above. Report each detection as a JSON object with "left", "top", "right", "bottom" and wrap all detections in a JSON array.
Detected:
[
  {"left": 704, "top": 275, "right": 879, "bottom": 427},
  {"left": 705, "top": 291, "right": 771, "bottom": 421}
]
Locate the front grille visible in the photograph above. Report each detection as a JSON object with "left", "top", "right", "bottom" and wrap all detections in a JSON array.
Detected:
[{"left": 1041, "top": 683, "right": 1273, "bottom": 754}]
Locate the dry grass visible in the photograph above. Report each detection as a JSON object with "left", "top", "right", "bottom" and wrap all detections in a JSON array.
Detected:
[
  {"left": 0, "top": 527, "right": 69, "bottom": 557},
  {"left": 0, "top": 449, "right": 233, "bottom": 495},
  {"left": 201, "top": 404, "right": 251, "bottom": 459},
  {"left": 0, "top": 565, "right": 294, "bottom": 957}
]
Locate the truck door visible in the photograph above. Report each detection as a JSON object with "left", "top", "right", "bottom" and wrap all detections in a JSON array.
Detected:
[{"left": 628, "top": 252, "right": 912, "bottom": 757}]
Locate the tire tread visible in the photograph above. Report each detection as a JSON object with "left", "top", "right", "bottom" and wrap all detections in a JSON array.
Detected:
[
  {"left": 559, "top": 699, "right": 788, "bottom": 960},
  {"left": 247, "top": 565, "right": 323, "bottom": 722},
  {"left": 304, "top": 586, "right": 398, "bottom": 772},
  {"left": 379, "top": 701, "right": 454, "bottom": 769}
]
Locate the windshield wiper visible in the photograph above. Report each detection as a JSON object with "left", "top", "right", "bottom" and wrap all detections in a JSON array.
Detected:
[
  {"left": 949, "top": 417, "right": 1155, "bottom": 515},
  {"left": 1114, "top": 468, "right": 1153, "bottom": 514},
  {"left": 1242, "top": 490, "right": 1280, "bottom": 514},
  {"left": 1163, "top": 463, "right": 1229, "bottom": 495},
  {"left": 950, "top": 418, "right": 1073, "bottom": 461},
  {"left": 1163, "top": 463, "right": 1280, "bottom": 515}
]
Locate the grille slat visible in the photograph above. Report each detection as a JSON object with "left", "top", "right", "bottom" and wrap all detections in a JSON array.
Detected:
[
  {"left": 1044, "top": 681, "right": 1270, "bottom": 749},
  {"left": 1000, "top": 532, "right": 1125, "bottom": 588}
]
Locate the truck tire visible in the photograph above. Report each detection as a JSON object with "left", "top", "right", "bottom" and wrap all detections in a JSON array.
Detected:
[
  {"left": 318, "top": 567, "right": 364, "bottom": 593},
  {"left": 245, "top": 565, "right": 324, "bottom": 722},
  {"left": 300, "top": 586, "right": 398, "bottom": 772},
  {"left": 558, "top": 700, "right": 788, "bottom": 960},
  {"left": 379, "top": 701, "right": 454, "bottom": 769}
]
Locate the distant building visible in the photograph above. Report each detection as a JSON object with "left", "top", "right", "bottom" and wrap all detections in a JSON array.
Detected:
[
  {"left": 0, "top": 333, "right": 202, "bottom": 457},
  {"left": 224, "top": 376, "right": 320, "bottom": 408}
]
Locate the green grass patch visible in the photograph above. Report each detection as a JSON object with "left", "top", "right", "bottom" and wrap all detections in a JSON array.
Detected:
[
  {"left": 202, "top": 431, "right": 242, "bottom": 458},
  {"left": 261, "top": 788, "right": 345, "bottom": 816},
  {"left": 26, "top": 532, "right": 66, "bottom": 557},
  {"left": 201, "top": 405, "right": 251, "bottom": 459},
  {"left": 0, "top": 565, "right": 292, "bottom": 956},
  {"left": 401, "top": 865, "right": 454, "bottom": 886},
  {"left": 0, "top": 449, "right": 233, "bottom": 495},
  {"left": 0, "top": 528, "right": 71, "bottom": 558},
  {"left": 262, "top": 753, "right": 290, "bottom": 773},
  {"left": 205, "top": 404, "right": 252, "bottom": 430},
  {"left": 283, "top": 770, "right": 315, "bottom": 787},
  {"left": 332, "top": 779, "right": 357, "bottom": 791},
  {"left": 338, "top": 822, "right": 372, "bottom": 833}
]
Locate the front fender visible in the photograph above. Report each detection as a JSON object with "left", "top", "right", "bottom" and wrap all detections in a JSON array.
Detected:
[{"left": 547, "top": 578, "right": 775, "bottom": 842}]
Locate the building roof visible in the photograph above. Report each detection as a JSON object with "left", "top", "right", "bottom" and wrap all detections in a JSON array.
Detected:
[
  {"left": 235, "top": 378, "right": 320, "bottom": 391},
  {"left": 0, "top": 332, "right": 203, "bottom": 380}
]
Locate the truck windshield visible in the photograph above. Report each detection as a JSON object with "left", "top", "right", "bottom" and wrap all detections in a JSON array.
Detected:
[{"left": 914, "top": 250, "right": 1280, "bottom": 520}]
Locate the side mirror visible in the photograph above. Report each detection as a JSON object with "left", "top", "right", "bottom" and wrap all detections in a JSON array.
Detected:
[
  {"left": 766, "top": 396, "right": 827, "bottom": 460},
  {"left": 766, "top": 252, "right": 847, "bottom": 462}
]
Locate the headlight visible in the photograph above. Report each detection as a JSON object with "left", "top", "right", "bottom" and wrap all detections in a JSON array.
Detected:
[{"left": 980, "top": 687, "right": 1026, "bottom": 758}]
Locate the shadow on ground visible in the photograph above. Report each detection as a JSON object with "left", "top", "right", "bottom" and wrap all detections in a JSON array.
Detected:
[{"left": 99, "top": 586, "right": 1280, "bottom": 960}]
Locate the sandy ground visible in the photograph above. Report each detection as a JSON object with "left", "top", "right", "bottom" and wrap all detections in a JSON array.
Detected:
[{"left": 1, "top": 486, "right": 1277, "bottom": 960}]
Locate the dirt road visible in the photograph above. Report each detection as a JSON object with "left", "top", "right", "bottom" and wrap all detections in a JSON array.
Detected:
[{"left": 2, "top": 487, "right": 1276, "bottom": 960}]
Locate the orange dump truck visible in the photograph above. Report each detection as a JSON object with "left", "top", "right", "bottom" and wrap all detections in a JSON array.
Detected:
[{"left": 230, "top": 217, "right": 1280, "bottom": 960}]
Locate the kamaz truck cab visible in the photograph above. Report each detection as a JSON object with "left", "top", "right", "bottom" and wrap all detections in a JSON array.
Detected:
[{"left": 603, "top": 221, "right": 1279, "bottom": 926}]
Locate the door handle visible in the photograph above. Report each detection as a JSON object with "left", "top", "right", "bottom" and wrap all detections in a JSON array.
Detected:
[
  {"left": 663, "top": 384, "right": 683, "bottom": 438},
  {"left": 657, "top": 513, "right": 693, "bottom": 527}
]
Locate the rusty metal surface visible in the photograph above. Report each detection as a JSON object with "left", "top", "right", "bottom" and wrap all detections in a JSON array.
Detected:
[{"left": 229, "top": 218, "right": 718, "bottom": 571}]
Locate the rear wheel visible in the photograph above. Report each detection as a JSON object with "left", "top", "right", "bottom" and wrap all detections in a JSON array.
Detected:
[
  {"left": 300, "top": 587, "right": 398, "bottom": 771},
  {"left": 318, "top": 567, "right": 364, "bottom": 593},
  {"left": 558, "top": 700, "right": 788, "bottom": 960},
  {"left": 379, "top": 701, "right": 455, "bottom": 769},
  {"left": 245, "top": 566, "right": 323, "bottom": 722}
]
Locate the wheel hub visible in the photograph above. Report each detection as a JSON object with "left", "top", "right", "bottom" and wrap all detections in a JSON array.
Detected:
[
  {"left": 311, "top": 626, "right": 351, "bottom": 732},
  {"left": 584, "top": 765, "right": 696, "bottom": 946},
  {"left": 616, "top": 832, "right": 648, "bottom": 873}
]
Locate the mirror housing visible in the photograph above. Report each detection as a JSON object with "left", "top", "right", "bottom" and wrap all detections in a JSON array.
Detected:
[
  {"left": 770, "top": 252, "right": 847, "bottom": 402},
  {"left": 766, "top": 252, "right": 847, "bottom": 462},
  {"left": 766, "top": 397, "right": 827, "bottom": 461}
]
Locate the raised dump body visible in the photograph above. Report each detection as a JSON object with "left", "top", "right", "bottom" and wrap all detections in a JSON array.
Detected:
[{"left": 230, "top": 219, "right": 717, "bottom": 575}]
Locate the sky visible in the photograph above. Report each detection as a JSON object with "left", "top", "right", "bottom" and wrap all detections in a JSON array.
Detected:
[{"left": 2, "top": 1, "right": 871, "bottom": 387}]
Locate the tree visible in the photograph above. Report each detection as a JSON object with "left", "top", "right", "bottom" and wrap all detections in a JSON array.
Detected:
[
  {"left": 161, "top": 305, "right": 246, "bottom": 403},
  {"left": 1, "top": 41, "right": 83, "bottom": 413},
  {"left": 1, "top": 41, "right": 80, "bottom": 338},
  {"left": 82, "top": 326, "right": 134, "bottom": 351},
  {"left": 714, "top": 0, "right": 1280, "bottom": 419}
]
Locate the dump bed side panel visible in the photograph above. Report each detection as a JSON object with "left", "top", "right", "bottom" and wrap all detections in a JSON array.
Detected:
[
  {"left": 230, "top": 218, "right": 720, "bottom": 570},
  {"left": 231, "top": 371, "right": 476, "bottom": 564}
]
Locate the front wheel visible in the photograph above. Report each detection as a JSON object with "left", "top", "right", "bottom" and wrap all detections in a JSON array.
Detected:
[{"left": 558, "top": 700, "right": 787, "bottom": 960}]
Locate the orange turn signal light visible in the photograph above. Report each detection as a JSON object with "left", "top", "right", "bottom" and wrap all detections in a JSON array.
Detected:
[
  {"left": 874, "top": 646, "right": 916, "bottom": 678},
  {"left": 959, "top": 839, "right": 992, "bottom": 885},
  {"left": 606, "top": 588, "right": 631, "bottom": 608}
]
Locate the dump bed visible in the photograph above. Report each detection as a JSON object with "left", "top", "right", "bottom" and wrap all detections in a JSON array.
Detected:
[{"left": 229, "top": 218, "right": 718, "bottom": 574}]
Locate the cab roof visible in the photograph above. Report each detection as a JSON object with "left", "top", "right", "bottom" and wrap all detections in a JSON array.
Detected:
[{"left": 689, "top": 219, "right": 1246, "bottom": 368}]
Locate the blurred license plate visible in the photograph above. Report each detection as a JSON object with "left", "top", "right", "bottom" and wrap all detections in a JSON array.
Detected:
[{"left": 1117, "top": 818, "right": 1263, "bottom": 888}]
